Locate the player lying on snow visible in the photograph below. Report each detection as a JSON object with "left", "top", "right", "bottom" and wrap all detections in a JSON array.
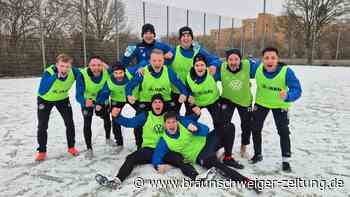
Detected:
[
  {"left": 151, "top": 111, "right": 261, "bottom": 194},
  {"left": 94, "top": 94, "right": 176, "bottom": 188},
  {"left": 95, "top": 94, "right": 261, "bottom": 194}
]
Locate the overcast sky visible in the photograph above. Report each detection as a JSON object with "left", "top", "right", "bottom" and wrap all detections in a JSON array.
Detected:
[
  {"left": 124, "top": 0, "right": 286, "bottom": 35},
  {"left": 144, "top": 0, "right": 285, "bottom": 18}
]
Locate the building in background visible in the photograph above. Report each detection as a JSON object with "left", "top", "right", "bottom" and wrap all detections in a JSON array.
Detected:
[{"left": 209, "top": 13, "right": 286, "bottom": 57}]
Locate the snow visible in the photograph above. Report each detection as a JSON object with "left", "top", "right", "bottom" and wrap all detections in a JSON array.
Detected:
[{"left": 0, "top": 66, "right": 349, "bottom": 197}]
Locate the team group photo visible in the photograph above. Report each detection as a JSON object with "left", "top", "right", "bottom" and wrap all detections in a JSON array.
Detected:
[{"left": 1, "top": 0, "right": 349, "bottom": 196}]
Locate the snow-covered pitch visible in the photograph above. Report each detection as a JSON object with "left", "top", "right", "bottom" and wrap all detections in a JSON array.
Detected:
[{"left": 0, "top": 66, "right": 349, "bottom": 196}]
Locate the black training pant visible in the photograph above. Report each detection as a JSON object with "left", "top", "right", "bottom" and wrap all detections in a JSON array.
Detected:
[
  {"left": 36, "top": 97, "right": 75, "bottom": 152},
  {"left": 82, "top": 104, "right": 111, "bottom": 149},
  {"left": 251, "top": 104, "right": 291, "bottom": 157}
]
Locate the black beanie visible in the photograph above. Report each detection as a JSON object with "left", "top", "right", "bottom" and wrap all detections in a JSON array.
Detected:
[
  {"left": 193, "top": 53, "right": 207, "bottom": 66},
  {"left": 179, "top": 26, "right": 194, "bottom": 39},
  {"left": 141, "top": 23, "right": 156, "bottom": 37},
  {"left": 151, "top": 94, "right": 164, "bottom": 104},
  {"left": 151, "top": 94, "right": 166, "bottom": 115},
  {"left": 225, "top": 48, "right": 242, "bottom": 60},
  {"left": 112, "top": 61, "right": 125, "bottom": 72}
]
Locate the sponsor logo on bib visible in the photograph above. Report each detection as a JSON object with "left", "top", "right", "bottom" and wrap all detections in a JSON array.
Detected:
[{"left": 229, "top": 79, "right": 243, "bottom": 90}]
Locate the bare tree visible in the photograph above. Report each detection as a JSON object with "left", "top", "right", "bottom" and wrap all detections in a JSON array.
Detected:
[
  {"left": 277, "top": 14, "right": 299, "bottom": 58},
  {"left": 35, "top": 0, "right": 82, "bottom": 65},
  {"left": 0, "top": 0, "right": 6, "bottom": 55},
  {"left": 318, "top": 19, "right": 350, "bottom": 59},
  {"left": 0, "top": 0, "right": 40, "bottom": 45},
  {"left": 0, "top": 0, "right": 6, "bottom": 31},
  {"left": 285, "top": 0, "right": 350, "bottom": 64},
  {"left": 83, "top": 0, "right": 126, "bottom": 41},
  {"left": 39, "top": 0, "right": 78, "bottom": 38}
]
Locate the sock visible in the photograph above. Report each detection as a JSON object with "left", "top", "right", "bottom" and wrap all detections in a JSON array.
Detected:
[{"left": 224, "top": 155, "right": 233, "bottom": 161}]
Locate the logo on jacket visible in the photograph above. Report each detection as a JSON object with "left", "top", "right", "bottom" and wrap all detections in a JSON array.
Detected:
[
  {"left": 229, "top": 79, "right": 242, "bottom": 90},
  {"left": 154, "top": 124, "right": 164, "bottom": 134}
]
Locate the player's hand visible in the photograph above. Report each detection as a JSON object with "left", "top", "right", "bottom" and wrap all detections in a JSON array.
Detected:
[
  {"left": 137, "top": 67, "right": 145, "bottom": 76},
  {"left": 111, "top": 107, "right": 121, "bottom": 118},
  {"left": 178, "top": 94, "right": 187, "bottom": 104},
  {"left": 164, "top": 52, "right": 173, "bottom": 60},
  {"left": 85, "top": 99, "right": 93, "bottom": 107},
  {"left": 187, "top": 123, "right": 198, "bottom": 132},
  {"left": 188, "top": 96, "right": 195, "bottom": 104},
  {"left": 208, "top": 65, "right": 217, "bottom": 75},
  {"left": 102, "top": 61, "right": 109, "bottom": 70},
  {"left": 192, "top": 106, "right": 201, "bottom": 116},
  {"left": 157, "top": 164, "right": 170, "bottom": 174},
  {"left": 128, "top": 96, "right": 136, "bottom": 104},
  {"left": 280, "top": 90, "right": 287, "bottom": 100}
]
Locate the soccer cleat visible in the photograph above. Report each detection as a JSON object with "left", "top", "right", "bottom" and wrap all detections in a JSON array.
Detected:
[
  {"left": 249, "top": 155, "right": 263, "bottom": 164},
  {"left": 68, "top": 147, "right": 79, "bottom": 156},
  {"left": 223, "top": 156, "right": 245, "bottom": 169},
  {"left": 282, "top": 162, "right": 292, "bottom": 172},
  {"left": 196, "top": 167, "right": 217, "bottom": 181},
  {"left": 95, "top": 174, "right": 121, "bottom": 190},
  {"left": 35, "top": 152, "right": 47, "bottom": 161}
]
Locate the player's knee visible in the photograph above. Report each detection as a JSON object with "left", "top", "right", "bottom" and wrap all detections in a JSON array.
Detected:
[
  {"left": 38, "top": 122, "right": 49, "bottom": 132},
  {"left": 277, "top": 126, "right": 290, "bottom": 136},
  {"left": 125, "top": 154, "right": 137, "bottom": 163}
]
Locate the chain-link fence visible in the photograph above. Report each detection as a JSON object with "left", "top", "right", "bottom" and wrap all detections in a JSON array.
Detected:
[{"left": 1, "top": 0, "right": 349, "bottom": 77}]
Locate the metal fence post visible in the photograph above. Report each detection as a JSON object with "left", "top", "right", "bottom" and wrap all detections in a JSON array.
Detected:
[
  {"left": 231, "top": 18, "right": 235, "bottom": 48},
  {"left": 115, "top": 0, "right": 120, "bottom": 61},
  {"left": 39, "top": 3, "right": 46, "bottom": 70},
  {"left": 186, "top": 9, "right": 189, "bottom": 26},
  {"left": 217, "top": 15, "right": 221, "bottom": 54},
  {"left": 166, "top": 6, "right": 169, "bottom": 42},
  {"left": 336, "top": 30, "right": 341, "bottom": 60},
  {"left": 252, "top": 21, "right": 256, "bottom": 57},
  {"left": 203, "top": 13, "right": 206, "bottom": 36},
  {"left": 142, "top": 1, "right": 146, "bottom": 25},
  {"left": 81, "top": 0, "right": 87, "bottom": 66},
  {"left": 240, "top": 25, "right": 245, "bottom": 56}
]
